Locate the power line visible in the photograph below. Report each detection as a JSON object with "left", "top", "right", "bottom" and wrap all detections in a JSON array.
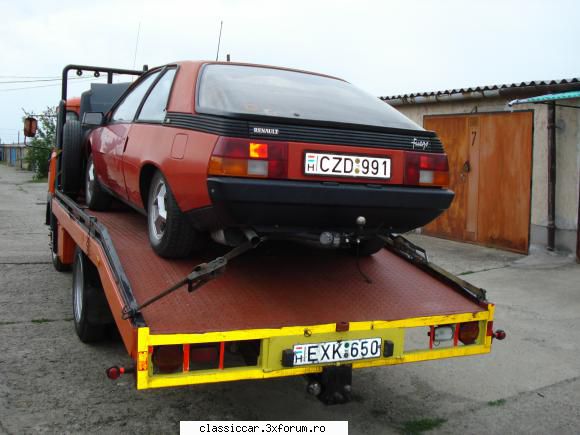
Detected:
[
  {"left": 0, "top": 78, "right": 65, "bottom": 84},
  {"left": 0, "top": 75, "right": 59, "bottom": 79},
  {"left": 0, "top": 76, "right": 108, "bottom": 86},
  {"left": 0, "top": 77, "right": 107, "bottom": 93}
]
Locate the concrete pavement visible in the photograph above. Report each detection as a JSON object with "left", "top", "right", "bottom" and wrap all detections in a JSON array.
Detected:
[{"left": 1, "top": 163, "right": 579, "bottom": 434}]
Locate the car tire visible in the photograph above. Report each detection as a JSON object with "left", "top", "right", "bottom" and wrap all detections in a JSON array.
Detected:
[
  {"left": 85, "top": 154, "right": 112, "bottom": 211},
  {"left": 351, "top": 237, "right": 385, "bottom": 257},
  {"left": 61, "top": 120, "right": 84, "bottom": 197},
  {"left": 147, "top": 171, "right": 199, "bottom": 258},
  {"left": 50, "top": 212, "right": 71, "bottom": 272},
  {"left": 72, "top": 247, "right": 114, "bottom": 343}
]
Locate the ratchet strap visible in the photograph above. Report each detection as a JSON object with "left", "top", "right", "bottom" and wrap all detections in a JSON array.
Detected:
[{"left": 121, "top": 234, "right": 266, "bottom": 320}]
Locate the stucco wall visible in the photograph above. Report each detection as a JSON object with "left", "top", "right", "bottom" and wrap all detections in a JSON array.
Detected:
[{"left": 392, "top": 97, "right": 579, "bottom": 251}]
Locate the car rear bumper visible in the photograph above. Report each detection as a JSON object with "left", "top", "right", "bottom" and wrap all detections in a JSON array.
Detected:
[{"left": 198, "top": 177, "right": 454, "bottom": 234}]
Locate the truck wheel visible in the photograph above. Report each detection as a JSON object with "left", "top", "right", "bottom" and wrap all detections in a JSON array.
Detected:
[
  {"left": 61, "top": 120, "right": 84, "bottom": 197},
  {"left": 50, "top": 212, "right": 71, "bottom": 272},
  {"left": 85, "top": 154, "right": 111, "bottom": 211},
  {"left": 72, "top": 247, "right": 114, "bottom": 343},
  {"left": 147, "top": 171, "right": 198, "bottom": 258},
  {"left": 351, "top": 237, "right": 385, "bottom": 257}
]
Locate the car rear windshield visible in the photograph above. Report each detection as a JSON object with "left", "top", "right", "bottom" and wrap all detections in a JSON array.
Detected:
[{"left": 197, "top": 64, "right": 422, "bottom": 131}]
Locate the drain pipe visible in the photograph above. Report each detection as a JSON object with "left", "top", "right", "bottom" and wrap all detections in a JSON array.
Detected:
[{"left": 547, "top": 102, "right": 557, "bottom": 251}]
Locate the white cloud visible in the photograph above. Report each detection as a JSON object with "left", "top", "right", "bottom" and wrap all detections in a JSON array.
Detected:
[{"left": 0, "top": 0, "right": 578, "bottom": 142}]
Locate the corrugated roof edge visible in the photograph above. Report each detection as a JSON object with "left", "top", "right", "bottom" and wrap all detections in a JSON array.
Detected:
[{"left": 380, "top": 78, "right": 580, "bottom": 102}]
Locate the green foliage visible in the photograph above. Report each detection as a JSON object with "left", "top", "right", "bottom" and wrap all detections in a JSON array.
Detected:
[
  {"left": 23, "top": 106, "right": 56, "bottom": 180},
  {"left": 487, "top": 399, "right": 506, "bottom": 407},
  {"left": 401, "top": 418, "right": 447, "bottom": 434}
]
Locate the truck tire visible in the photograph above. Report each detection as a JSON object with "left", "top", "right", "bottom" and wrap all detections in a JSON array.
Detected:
[
  {"left": 61, "top": 120, "right": 84, "bottom": 197},
  {"left": 351, "top": 237, "right": 385, "bottom": 257},
  {"left": 147, "top": 170, "right": 198, "bottom": 258},
  {"left": 72, "top": 247, "right": 114, "bottom": 343},
  {"left": 50, "top": 212, "right": 71, "bottom": 272},
  {"left": 85, "top": 154, "right": 111, "bottom": 211}
]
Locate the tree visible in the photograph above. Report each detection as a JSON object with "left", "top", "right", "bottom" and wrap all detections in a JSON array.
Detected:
[{"left": 23, "top": 106, "right": 57, "bottom": 180}]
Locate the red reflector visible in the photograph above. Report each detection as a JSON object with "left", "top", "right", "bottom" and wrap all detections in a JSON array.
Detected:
[
  {"left": 486, "top": 321, "right": 494, "bottom": 336},
  {"left": 458, "top": 322, "right": 480, "bottom": 345},
  {"left": 494, "top": 330, "right": 506, "bottom": 340},
  {"left": 249, "top": 142, "right": 268, "bottom": 159},
  {"left": 106, "top": 366, "right": 121, "bottom": 380}
]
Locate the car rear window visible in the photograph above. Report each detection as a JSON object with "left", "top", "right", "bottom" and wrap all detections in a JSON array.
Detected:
[{"left": 197, "top": 64, "right": 421, "bottom": 131}]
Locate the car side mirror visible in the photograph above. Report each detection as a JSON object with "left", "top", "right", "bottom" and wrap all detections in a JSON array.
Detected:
[
  {"left": 82, "top": 112, "right": 104, "bottom": 127},
  {"left": 23, "top": 117, "right": 38, "bottom": 137}
]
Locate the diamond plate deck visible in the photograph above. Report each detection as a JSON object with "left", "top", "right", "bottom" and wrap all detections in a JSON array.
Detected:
[{"left": 91, "top": 208, "right": 484, "bottom": 334}]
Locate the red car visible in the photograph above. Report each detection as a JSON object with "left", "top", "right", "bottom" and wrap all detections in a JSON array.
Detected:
[{"left": 70, "top": 61, "right": 452, "bottom": 258}]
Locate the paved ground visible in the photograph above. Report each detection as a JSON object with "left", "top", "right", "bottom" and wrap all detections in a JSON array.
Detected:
[{"left": 1, "top": 163, "right": 579, "bottom": 434}]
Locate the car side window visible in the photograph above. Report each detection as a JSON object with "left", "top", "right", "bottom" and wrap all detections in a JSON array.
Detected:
[
  {"left": 137, "top": 69, "right": 177, "bottom": 122},
  {"left": 111, "top": 71, "right": 161, "bottom": 122}
]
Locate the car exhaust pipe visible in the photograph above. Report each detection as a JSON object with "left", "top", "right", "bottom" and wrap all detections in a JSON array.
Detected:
[
  {"left": 241, "top": 228, "right": 261, "bottom": 247},
  {"left": 211, "top": 227, "right": 261, "bottom": 247}
]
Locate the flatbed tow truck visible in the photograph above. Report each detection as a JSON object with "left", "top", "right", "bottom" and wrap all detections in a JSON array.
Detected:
[{"left": 43, "top": 65, "right": 505, "bottom": 405}]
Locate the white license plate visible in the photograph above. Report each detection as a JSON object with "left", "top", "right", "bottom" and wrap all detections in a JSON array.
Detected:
[
  {"left": 304, "top": 152, "right": 391, "bottom": 179},
  {"left": 293, "top": 337, "right": 382, "bottom": 366}
]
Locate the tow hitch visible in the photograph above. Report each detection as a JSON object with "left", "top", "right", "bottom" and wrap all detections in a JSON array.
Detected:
[{"left": 306, "top": 365, "right": 353, "bottom": 405}]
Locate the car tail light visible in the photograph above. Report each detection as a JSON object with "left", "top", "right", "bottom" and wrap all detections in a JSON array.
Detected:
[
  {"left": 208, "top": 137, "right": 288, "bottom": 179},
  {"left": 458, "top": 322, "right": 480, "bottom": 345},
  {"left": 405, "top": 151, "right": 449, "bottom": 187}
]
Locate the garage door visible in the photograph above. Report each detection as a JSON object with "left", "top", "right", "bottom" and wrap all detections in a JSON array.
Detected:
[{"left": 423, "top": 112, "right": 533, "bottom": 253}]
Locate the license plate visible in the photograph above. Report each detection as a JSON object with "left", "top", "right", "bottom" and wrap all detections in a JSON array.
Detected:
[
  {"left": 304, "top": 152, "right": 391, "bottom": 179},
  {"left": 292, "top": 338, "right": 382, "bottom": 366}
]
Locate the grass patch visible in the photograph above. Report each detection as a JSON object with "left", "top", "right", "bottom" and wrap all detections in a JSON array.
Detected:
[
  {"left": 31, "top": 318, "right": 73, "bottom": 324},
  {"left": 28, "top": 176, "right": 48, "bottom": 183},
  {"left": 487, "top": 399, "right": 506, "bottom": 407},
  {"left": 401, "top": 418, "right": 447, "bottom": 434},
  {"left": 458, "top": 270, "right": 475, "bottom": 276}
]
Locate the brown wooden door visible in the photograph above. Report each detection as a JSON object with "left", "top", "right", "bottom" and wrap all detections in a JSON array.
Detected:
[{"left": 423, "top": 112, "right": 533, "bottom": 253}]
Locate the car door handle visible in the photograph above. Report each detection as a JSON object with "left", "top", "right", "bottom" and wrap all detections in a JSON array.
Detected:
[{"left": 123, "top": 137, "right": 129, "bottom": 153}]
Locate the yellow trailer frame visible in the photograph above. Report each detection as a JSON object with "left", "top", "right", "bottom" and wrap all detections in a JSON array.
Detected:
[{"left": 137, "top": 308, "right": 494, "bottom": 390}]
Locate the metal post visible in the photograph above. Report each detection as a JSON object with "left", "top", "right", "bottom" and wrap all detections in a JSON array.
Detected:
[
  {"left": 547, "top": 102, "right": 556, "bottom": 251},
  {"left": 577, "top": 173, "right": 580, "bottom": 263}
]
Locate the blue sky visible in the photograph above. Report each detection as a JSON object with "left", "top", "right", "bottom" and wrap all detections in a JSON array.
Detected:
[{"left": 0, "top": 0, "right": 578, "bottom": 143}]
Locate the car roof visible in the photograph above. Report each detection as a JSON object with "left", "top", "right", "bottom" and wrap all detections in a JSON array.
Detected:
[{"left": 166, "top": 60, "right": 346, "bottom": 82}]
